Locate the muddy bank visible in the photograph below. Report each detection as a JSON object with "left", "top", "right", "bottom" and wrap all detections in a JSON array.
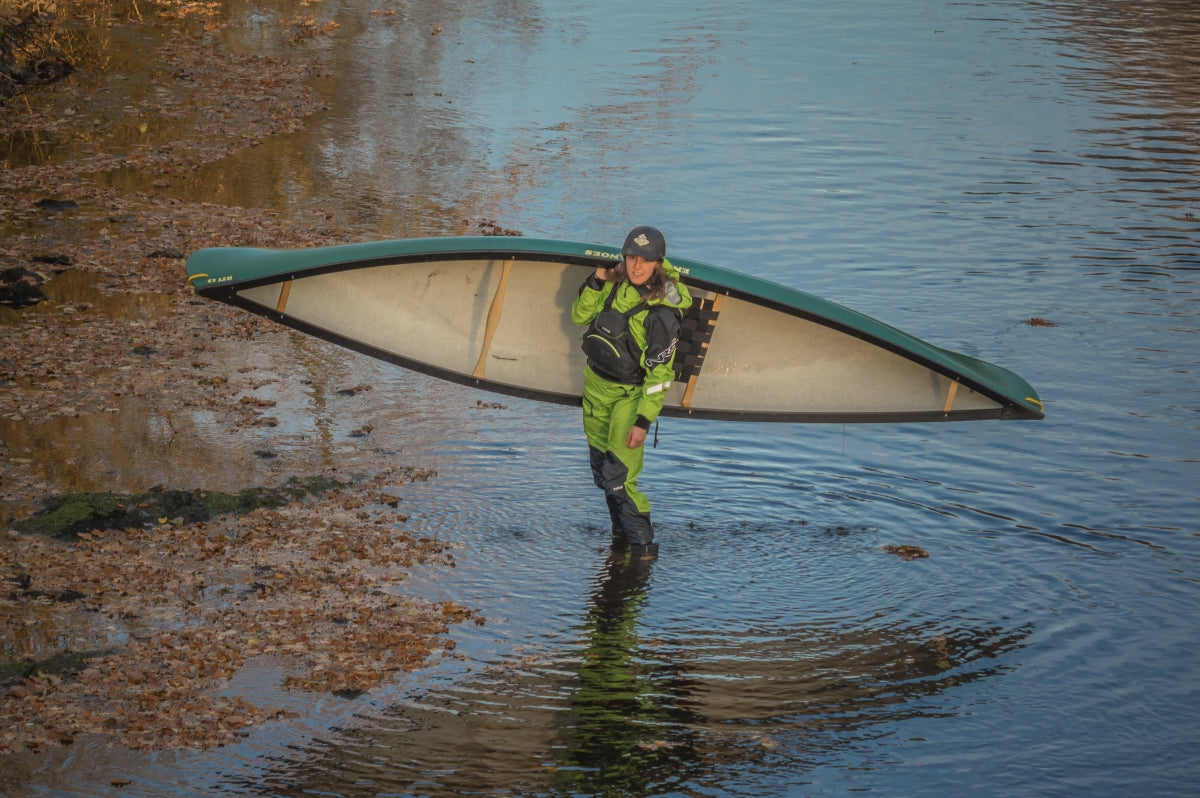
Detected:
[
  {"left": 1, "top": 0, "right": 482, "bottom": 757},
  {"left": 1, "top": 0, "right": 359, "bottom": 508}
]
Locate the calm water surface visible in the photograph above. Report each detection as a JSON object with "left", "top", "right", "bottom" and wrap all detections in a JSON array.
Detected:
[{"left": 9, "top": 0, "right": 1200, "bottom": 795}]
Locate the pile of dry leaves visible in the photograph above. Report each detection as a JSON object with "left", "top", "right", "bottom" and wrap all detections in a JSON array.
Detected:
[{"left": 2, "top": 468, "right": 481, "bottom": 753}]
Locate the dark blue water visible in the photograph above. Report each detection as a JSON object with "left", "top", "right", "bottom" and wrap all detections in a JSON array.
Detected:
[{"left": 11, "top": 0, "right": 1199, "bottom": 795}]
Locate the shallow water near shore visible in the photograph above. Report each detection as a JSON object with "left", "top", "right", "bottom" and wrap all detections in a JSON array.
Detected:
[{"left": 5, "top": 0, "right": 1200, "bottom": 795}]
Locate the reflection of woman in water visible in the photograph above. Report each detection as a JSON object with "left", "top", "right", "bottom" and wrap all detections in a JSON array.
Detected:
[{"left": 556, "top": 552, "right": 700, "bottom": 794}]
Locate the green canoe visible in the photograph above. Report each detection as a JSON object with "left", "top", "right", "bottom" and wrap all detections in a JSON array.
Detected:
[{"left": 186, "top": 236, "right": 1043, "bottom": 423}]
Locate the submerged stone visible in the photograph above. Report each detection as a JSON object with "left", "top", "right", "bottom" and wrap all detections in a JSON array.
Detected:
[{"left": 0, "top": 266, "right": 48, "bottom": 307}]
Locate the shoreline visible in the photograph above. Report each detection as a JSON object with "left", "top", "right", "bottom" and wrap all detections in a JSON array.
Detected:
[{"left": 1, "top": 2, "right": 480, "bottom": 757}]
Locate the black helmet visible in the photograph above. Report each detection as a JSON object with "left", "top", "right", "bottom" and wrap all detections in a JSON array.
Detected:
[{"left": 621, "top": 226, "right": 666, "bottom": 261}]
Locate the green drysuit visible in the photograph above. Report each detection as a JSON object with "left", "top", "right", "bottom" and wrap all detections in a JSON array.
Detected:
[{"left": 571, "top": 259, "right": 692, "bottom": 545}]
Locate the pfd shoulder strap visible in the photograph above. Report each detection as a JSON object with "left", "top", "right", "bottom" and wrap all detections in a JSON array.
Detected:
[{"left": 603, "top": 283, "right": 647, "bottom": 318}]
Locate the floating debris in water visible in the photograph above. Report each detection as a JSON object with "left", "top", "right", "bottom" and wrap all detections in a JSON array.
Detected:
[
  {"left": 459, "top": 218, "right": 523, "bottom": 237},
  {"left": 884, "top": 545, "right": 929, "bottom": 561}
]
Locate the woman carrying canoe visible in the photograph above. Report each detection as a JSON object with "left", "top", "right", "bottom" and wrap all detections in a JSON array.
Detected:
[{"left": 571, "top": 226, "right": 692, "bottom": 558}]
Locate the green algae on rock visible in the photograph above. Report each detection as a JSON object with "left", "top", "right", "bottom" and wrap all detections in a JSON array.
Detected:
[
  {"left": 10, "top": 476, "right": 346, "bottom": 539},
  {"left": 0, "top": 649, "right": 114, "bottom": 688}
]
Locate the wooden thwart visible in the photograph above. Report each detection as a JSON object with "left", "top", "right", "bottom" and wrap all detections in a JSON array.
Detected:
[
  {"left": 942, "top": 379, "right": 960, "bottom": 413},
  {"left": 276, "top": 279, "right": 292, "bottom": 314},
  {"left": 472, "top": 259, "right": 515, "bottom": 378}
]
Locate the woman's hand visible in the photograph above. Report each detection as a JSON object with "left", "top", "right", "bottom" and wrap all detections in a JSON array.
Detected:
[
  {"left": 594, "top": 266, "right": 611, "bottom": 281},
  {"left": 626, "top": 426, "right": 647, "bottom": 449}
]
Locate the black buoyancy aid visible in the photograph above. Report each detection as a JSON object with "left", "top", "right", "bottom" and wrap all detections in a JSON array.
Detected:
[{"left": 582, "top": 285, "right": 647, "bottom": 384}]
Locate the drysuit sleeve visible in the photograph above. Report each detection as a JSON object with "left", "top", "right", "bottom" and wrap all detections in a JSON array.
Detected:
[
  {"left": 571, "top": 274, "right": 608, "bottom": 326},
  {"left": 634, "top": 305, "right": 684, "bottom": 429}
]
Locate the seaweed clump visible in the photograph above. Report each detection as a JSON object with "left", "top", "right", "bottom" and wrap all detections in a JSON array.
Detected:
[
  {"left": 11, "top": 476, "right": 346, "bottom": 539},
  {"left": 0, "top": 649, "right": 113, "bottom": 688}
]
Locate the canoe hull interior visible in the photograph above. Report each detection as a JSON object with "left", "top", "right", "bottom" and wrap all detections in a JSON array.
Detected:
[{"left": 194, "top": 247, "right": 1039, "bottom": 423}]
